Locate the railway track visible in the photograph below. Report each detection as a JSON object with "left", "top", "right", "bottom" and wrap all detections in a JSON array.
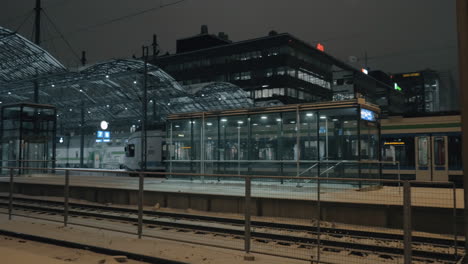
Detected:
[{"left": 0, "top": 195, "right": 462, "bottom": 263}]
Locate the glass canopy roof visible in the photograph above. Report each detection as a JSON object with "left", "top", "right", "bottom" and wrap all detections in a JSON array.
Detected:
[{"left": 0, "top": 26, "right": 253, "bottom": 131}]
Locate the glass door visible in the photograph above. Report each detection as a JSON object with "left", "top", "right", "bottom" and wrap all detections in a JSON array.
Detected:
[
  {"left": 432, "top": 136, "right": 448, "bottom": 181},
  {"left": 415, "top": 136, "right": 431, "bottom": 181}
]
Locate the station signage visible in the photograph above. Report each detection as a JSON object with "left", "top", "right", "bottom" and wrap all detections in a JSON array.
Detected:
[
  {"left": 360, "top": 109, "right": 376, "bottom": 122},
  {"left": 96, "top": 130, "right": 111, "bottom": 143}
]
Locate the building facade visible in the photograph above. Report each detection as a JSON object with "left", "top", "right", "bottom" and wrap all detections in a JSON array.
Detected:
[
  {"left": 152, "top": 27, "right": 403, "bottom": 114},
  {"left": 392, "top": 70, "right": 441, "bottom": 113}
]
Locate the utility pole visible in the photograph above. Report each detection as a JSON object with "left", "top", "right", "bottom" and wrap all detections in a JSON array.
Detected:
[
  {"left": 33, "top": 0, "right": 42, "bottom": 103},
  {"left": 79, "top": 51, "right": 86, "bottom": 168},
  {"left": 141, "top": 46, "right": 149, "bottom": 172},
  {"left": 457, "top": 0, "right": 468, "bottom": 262}
]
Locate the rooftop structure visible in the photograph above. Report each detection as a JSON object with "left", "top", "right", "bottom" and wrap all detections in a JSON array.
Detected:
[{"left": 0, "top": 26, "right": 253, "bottom": 134}]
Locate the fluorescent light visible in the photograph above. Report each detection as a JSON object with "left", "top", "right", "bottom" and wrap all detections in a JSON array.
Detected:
[
  {"left": 262, "top": 85, "right": 269, "bottom": 88},
  {"left": 237, "top": 121, "right": 244, "bottom": 124},
  {"left": 320, "top": 116, "right": 326, "bottom": 119},
  {"left": 221, "top": 118, "right": 227, "bottom": 122},
  {"left": 276, "top": 118, "right": 281, "bottom": 122},
  {"left": 206, "top": 122, "right": 213, "bottom": 126},
  {"left": 306, "top": 113, "right": 313, "bottom": 117},
  {"left": 261, "top": 116, "right": 268, "bottom": 119}
]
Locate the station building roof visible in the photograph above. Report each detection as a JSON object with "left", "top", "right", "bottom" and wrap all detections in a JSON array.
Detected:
[{"left": 0, "top": 26, "right": 253, "bottom": 132}]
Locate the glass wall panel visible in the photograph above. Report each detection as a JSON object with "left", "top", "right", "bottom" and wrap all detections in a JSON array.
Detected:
[
  {"left": 203, "top": 117, "right": 219, "bottom": 175},
  {"left": 218, "top": 115, "right": 248, "bottom": 174},
  {"left": 317, "top": 108, "right": 359, "bottom": 178}
]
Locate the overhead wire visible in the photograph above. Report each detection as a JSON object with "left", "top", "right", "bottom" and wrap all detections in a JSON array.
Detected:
[
  {"left": 14, "top": 10, "right": 34, "bottom": 34},
  {"left": 42, "top": 0, "right": 188, "bottom": 42},
  {"left": 42, "top": 10, "right": 81, "bottom": 64}
]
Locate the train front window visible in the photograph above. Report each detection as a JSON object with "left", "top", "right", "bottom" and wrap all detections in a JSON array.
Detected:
[{"left": 126, "top": 144, "right": 135, "bottom": 157}]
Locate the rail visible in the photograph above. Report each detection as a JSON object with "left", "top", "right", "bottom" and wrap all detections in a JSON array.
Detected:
[{"left": 0, "top": 165, "right": 458, "bottom": 264}]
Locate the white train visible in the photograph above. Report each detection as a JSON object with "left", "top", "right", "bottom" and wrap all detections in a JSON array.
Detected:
[{"left": 123, "top": 130, "right": 166, "bottom": 172}]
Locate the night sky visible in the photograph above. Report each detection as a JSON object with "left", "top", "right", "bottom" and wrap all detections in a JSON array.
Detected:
[{"left": 1, "top": 0, "right": 459, "bottom": 106}]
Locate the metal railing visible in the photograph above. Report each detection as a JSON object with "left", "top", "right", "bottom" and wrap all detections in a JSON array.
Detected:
[{"left": 0, "top": 166, "right": 460, "bottom": 264}]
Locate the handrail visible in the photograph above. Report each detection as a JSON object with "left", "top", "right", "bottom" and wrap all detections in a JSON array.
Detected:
[
  {"left": 0, "top": 160, "right": 56, "bottom": 162},
  {"left": 167, "top": 159, "right": 399, "bottom": 165},
  {"left": 298, "top": 163, "right": 318, "bottom": 176},
  {"left": 0, "top": 165, "right": 450, "bottom": 185},
  {"left": 320, "top": 161, "right": 343, "bottom": 176}
]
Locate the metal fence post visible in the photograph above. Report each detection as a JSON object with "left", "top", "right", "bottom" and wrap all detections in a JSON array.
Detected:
[
  {"left": 64, "top": 170, "right": 70, "bottom": 226},
  {"left": 138, "top": 172, "right": 144, "bottom": 239},
  {"left": 453, "top": 183, "right": 458, "bottom": 260},
  {"left": 244, "top": 175, "right": 254, "bottom": 261},
  {"left": 316, "top": 177, "right": 321, "bottom": 264},
  {"left": 403, "top": 181, "right": 412, "bottom": 264},
  {"left": 8, "top": 168, "right": 14, "bottom": 220}
]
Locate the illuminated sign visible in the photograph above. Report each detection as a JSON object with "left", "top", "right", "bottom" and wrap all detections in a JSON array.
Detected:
[
  {"left": 316, "top": 43, "right": 325, "bottom": 52},
  {"left": 394, "top": 83, "right": 402, "bottom": 91},
  {"left": 96, "top": 130, "right": 111, "bottom": 143},
  {"left": 402, "top": 73, "right": 421, "bottom": 78},
  {"left": 384, "top": 142, "right": 405, "bottom": 145},
  {"left": 361, "top": 109, "right": 376, "bottom": 122}
]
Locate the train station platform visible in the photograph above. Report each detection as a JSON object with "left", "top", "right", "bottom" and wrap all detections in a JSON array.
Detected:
[{"left": 0, "top": 174, "right": 462, "bottom": 235}]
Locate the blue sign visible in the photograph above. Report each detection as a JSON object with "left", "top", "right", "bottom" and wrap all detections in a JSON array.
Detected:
[
  {"left": 104, "top": 131, "right": 110, "bottom": 139},
  {"left": 96, "top": 139, "right": 103, "bottom": 143},
  {"left": 97, "top": 131, "right": 104, "bottom": 138},
  {"left": 361, "top": 109, "right": 376, "bottom": 122}
]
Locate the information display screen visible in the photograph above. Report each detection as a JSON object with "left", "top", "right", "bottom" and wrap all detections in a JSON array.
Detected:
[{"left": 361, "top": 109, "right": 376, "bottom": 122}]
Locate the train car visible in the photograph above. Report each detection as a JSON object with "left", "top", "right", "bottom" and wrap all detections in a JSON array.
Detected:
[
  {"left": 381, "top": 114, "right": 462, "bottom": 184},
  {"left": 123, "top": 130, "right": 166, "bottom": 172},
  {"left": 55, "top": 135, "right": 127, "bottom": 169}
]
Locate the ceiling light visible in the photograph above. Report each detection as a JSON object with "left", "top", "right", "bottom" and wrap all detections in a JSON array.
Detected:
[{"left": 306, "top": 113, "right": 313, "bottom": 117}]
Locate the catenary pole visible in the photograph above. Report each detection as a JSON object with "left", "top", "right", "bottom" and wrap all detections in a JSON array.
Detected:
[
  {"left": 457, "top": 0, "right": 468, "bottom": 262},
  {"left": 33, "top": 0, "right": 41, "bottom": 103}
]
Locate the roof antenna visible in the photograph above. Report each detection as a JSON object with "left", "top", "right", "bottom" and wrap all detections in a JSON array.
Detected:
[
  {"left": 81, "top": 51, "right": 87, "bottom": 66},
  {"left": 152, "top": 34, "right": 160, "bottom": 60}
]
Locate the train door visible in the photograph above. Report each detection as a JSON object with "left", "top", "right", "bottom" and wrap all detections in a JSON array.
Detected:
[
  {"left": 432, "top": 136, "right": 448, "bottom": 181},
  {"left": 415, "top": 136, "right": 431, "bottom": 181},
  {"left": 415, "top": 136, "right": 449, "bottom": 181}
]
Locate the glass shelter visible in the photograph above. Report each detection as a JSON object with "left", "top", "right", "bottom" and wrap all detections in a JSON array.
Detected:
[
  {"left": 1, "top": 103, "right": 57, "bottom": 174},
  {"left": 166, "top": 99, "right": 381, "bottom": 179}
]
